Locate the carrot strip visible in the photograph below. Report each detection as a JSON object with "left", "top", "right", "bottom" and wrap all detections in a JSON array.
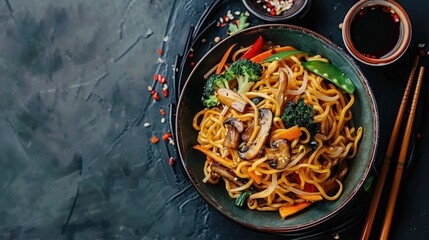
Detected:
[
  {"left": 250, "top": 46, "right": 296, "bottom": 63},
  {"left": 248, "top": 170, "right": 262, "bottom": 184},
  {"left": 270, "top": 125, "right": 302, "bottom": 143},
  {"left": 193, "top": 145, "right": 235, "bottom": 169},
  {"left": 216, "top": 44, "right": 237, "bottom": 74},
  {"left": 297, "top": 194, "right": 323, "bottom": 202},
  {"left": 279, "top": 202, "right": 312, "bottom": 219}
]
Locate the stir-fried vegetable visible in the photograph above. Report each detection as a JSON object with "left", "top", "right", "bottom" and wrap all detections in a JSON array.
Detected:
[
  {"left": 240, "top": 36, "right": 265, "bottom": 60},
  {"left": 282, "top": 98, "right": 318, "bottom": 137},
  {"left": 202, "top": 73, "right": 233, "bottom": 109},
  {"left": 302, "top": 60, "right": 355, "bottom": 94},
  {"left": 261, "top": 50, "right": 306, "bottom": 62},
  {"left": 225, "top": 59, "right": 263, "bottom": 94},
  {"left": 235, "top": 191, "right": 251, "bottom": 207}
]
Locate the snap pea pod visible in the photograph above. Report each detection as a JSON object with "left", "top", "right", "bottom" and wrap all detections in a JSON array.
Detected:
[
  {"left": 235, "top": 191, "right": 251, "bottom": 208},
  {"left": 302, "top": 60, "right": 355, "bottom": 94},
  {"left": 262, "top": 50, "right": 306, "bottom": 63}
]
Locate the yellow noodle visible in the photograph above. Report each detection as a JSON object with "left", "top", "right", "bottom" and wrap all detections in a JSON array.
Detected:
[{"left": 192, "top": 44, "right": 363, "bottom": 219}]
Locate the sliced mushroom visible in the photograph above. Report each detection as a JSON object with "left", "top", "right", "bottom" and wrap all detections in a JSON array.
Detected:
[
  {"left": 238, "top": 108, "right": 273, "bottom": 160},
  {"left": 223, "top": 118, "right": 244, "bottom": 149},
  {"left": 266, "top": 139, "right": 291, "bottom": 170},
  {"left": 241, "top": 122, "right": 254, "bottom": 143},
  {"left": 217, "top": 88, "right": 247, "bottom": 112},
  {"left": 211, "top": 163, "right": 245, "bottom": 187}
]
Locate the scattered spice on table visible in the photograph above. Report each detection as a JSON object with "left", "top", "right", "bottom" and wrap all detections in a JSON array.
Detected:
[
  {"left": 169, "top": 157, "right": 175, "bottom": 166},
  {"left": 150, "top": 136, "right": 159, "bottom": 144},
  {"left": 148, "top": 86, "right": 160, "bottom": 100},
  {"left": 162, "top": 132, "right": 172, "bottom": 141},
  {"left": 257, "top": 0, "right": 295, "bottom": 16}
]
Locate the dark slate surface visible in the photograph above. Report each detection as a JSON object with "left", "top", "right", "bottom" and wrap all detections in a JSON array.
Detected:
[{"left": 0, "top": 0, "right": 428, "bottom": 239}]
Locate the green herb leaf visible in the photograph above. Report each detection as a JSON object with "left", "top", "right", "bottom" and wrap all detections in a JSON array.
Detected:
[{"left": 229, "top": 13, "right": 250, "bottom": 35}]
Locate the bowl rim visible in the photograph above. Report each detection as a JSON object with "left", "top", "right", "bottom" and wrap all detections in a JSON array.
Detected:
[
  {"left": 341, "top": 0, "right": 412, "bottom": 66},
  {"left": 241, "top": 0, "right": 311, "bottom": 22},
  {"left": 176, "top": 24, "right": 379, "bottom": 233}
]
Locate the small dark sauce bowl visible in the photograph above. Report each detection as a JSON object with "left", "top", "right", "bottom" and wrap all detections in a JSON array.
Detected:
[
  {"left": 342, "top": 0, "right": 412, "bottom": 66},
  {"left": 242, "top": 0, "right": 312, "bottom": 22}
]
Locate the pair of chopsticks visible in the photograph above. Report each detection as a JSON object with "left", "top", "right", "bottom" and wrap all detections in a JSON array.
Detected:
[{"left": 361, "top": 56, "right": 426, "bottom": 240}]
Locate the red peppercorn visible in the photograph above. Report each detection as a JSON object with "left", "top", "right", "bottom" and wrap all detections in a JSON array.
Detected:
[
  {"left": 190, "top": 61, "right": 195, "bottom": 67},
  {"left": 157, "top": 49, "right": 163, "bottom": 55},
  {"left": 169, "top": 157, "right": 175, "bottom": 166},
  {"left": 188, "top": 53, "right": 194, "bottom": 58},
  {"left": 150, "top": 136, "right": 159, "bottom": 144},
  {"left": 162, "top": 132, "right": 172, "bottom": 141},
  {"left": 160, "top": 109, "right": 166, "bottom": 116},
  {"left": 163, "top": 89, "right": 168, "bottom": 97}
]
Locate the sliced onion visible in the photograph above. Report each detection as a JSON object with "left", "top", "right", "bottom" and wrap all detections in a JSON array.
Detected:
[
  {"left": 230, "top": 178, "right": 254, "bottom": 192},
  {"left": 249, "top": 173, "right": 277, "bottom": 199},
  {"left": 286, "top": 149, "right": 307, "bottom": 169},
  {"left": 310, "top": 90, "right": 339, "bottom": 102},
  {"left": 202, "top": 172, "right": 211, "bottom": 183},
  {"left": 287, "top": 70, "right": 308, "bottom": 96},
  {"left": 326, "top": 146, "right": 343, "bottom": 158},
  {"left": 286, "top": 186, "right": 320, "bottom": 196}
]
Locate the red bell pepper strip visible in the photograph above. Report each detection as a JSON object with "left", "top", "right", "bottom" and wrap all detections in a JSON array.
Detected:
[
  {"left": 292, "top": 172, "right": 317, "bottom": 192},
  {"left": 240, "top": 36, "right": 265, "bottom": 60}
]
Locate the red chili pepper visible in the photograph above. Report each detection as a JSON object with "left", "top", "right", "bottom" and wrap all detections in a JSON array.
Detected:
[
  {"left": 162, "top": 132, "right": 172, "bottom": 141},
  {"left": 150, "top": 136, "right": 159, "bottom": 144},
  {"left": 240, "top": 36, "right": 265, "bottom": 60},
  {"left": 169, "top": 157, "right": 175, "bottom": 166},
  {"left": 160, "top": 108, "right": 166, "bottom": 116},
  {"left": 163, "top": 89, "right": 168, "bottom": 97}
]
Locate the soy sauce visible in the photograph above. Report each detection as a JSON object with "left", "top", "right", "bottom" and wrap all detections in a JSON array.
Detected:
[{"left": 350, "top": 5, "right": 400, "bottom": 59}]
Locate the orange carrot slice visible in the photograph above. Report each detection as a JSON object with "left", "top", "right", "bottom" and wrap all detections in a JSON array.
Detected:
[
  {"left": 250, "top": 46, "right": 296, "bottom": 63},
  {"left": 248, "top": 170, "right": 262, "bottom": 184},
  {"left": 216, "top": 44, "right": 237, "bottom": 74},
  {"left": 270, "top": 125, "right": 302, "bottom": 143},
  {"left": 193, "top": 145, "right": 235, "bottom": 169},
  {"left": 279, "top": 202, "right": 312, "bottom": 219}
]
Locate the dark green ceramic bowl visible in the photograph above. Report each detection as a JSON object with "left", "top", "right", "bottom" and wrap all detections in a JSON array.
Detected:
[{"left": 175, "top": 24, "right": 379, "bottom": 233}]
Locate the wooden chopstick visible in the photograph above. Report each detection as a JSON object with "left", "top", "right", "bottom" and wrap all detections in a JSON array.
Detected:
[
  {"left": 361, "top": 56, "right": 420, "bottom": 240},
  {"left": 380, "top": 66, "right": 425, "bottom": 240}
]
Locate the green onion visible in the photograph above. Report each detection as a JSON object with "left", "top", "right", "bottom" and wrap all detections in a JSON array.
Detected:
[{"left": 235, "top": 191, "right": 251, "bottom": 208}]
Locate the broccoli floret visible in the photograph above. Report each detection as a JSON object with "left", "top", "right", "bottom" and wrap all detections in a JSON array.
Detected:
[
  {"left": 225, "top": 59, "right": 263, "bottom": 94},
  {"left": 202, "top": 73, "right": 231, "bottom": 108},
  {"left": 203, "top": 95, "right": 219, "bottom": 109},
  {"left": 282, "top": 98, "right": 319, "bottom": 138}
]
